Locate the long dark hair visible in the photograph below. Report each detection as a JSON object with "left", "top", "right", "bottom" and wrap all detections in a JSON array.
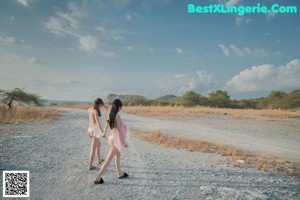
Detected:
[
  {"left": 108, "top": 99, "right": 123, "bottom": 129},
  {"left": 93, "top": 98, "right": 104, "bottom": 117}
]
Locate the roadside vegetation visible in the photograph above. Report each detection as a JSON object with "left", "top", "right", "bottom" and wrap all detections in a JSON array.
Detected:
[
  {"left": 0, "top": 105, "right": 61, "bottom": 123},
  {"left": 133, "top": 129, "right": 300, "bottom": 177},
  {"left": 106, "top": 89, "right": 300, "bottom": 110},
  {"left": 123, "top": 105, "right": 300, "bottom": 119},
  {"left": 0, "top": 88, "right": 61, "bottom": 123},
  {"left": 58, "top": 89, "right": 300, "bottom": 119}
]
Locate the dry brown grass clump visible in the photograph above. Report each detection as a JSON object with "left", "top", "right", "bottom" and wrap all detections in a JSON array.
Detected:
[
  {"left": 254, "top": 155, "right": 300, "bottom": 176},
  {"left": 133, "top": 129, "right": 300, "bottom": 177},
  {"left": 123, "top": 106, "right": 300, "bottom": 119},
  {"left": 133, "top": 129, "right": 248, "bottom": 157},
  {"left": 0, "top": 105, "right": 61, "bottom": 123}
]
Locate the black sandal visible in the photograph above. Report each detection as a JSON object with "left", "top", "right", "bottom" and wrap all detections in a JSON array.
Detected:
[
  {"left": 98, "top": 159, "right": 104, "bottom": 165},
  {"left": 118, "top": 172, "right": 129, "bottom": 179},
  {"left": 94, "top": 178, "right": 104, "bottom": 184},
  {"left": 88, "top": 166, "right": 96, "bottom": 170}
]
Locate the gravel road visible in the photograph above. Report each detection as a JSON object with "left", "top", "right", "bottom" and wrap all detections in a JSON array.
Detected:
[{"left": 0, "top": 107, "right": 299, "bottom": 199}]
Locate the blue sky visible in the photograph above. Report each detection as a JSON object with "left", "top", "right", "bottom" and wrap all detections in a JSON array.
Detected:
[{"left": 0, "top": 0, "right": 299, "bottom": 101}]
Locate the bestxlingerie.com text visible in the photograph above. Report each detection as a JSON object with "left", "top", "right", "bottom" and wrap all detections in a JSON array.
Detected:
[{"left": 188, "top": 3, "right": 297, "bottom": 16}]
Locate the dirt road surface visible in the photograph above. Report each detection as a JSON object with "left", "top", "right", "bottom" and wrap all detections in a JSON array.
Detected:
[{"left": 0, "top": 108, "right": 299, "bottom": 199}]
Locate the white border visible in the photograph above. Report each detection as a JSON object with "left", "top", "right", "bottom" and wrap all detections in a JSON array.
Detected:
[{"left": 3, "top": 171, "right": 30, "bottom": 198}]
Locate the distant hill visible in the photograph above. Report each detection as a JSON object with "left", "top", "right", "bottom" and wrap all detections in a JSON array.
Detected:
[
  {"left": 288, "top": 89, "right": 300, "bottom": 96},
  {"left": 283, "top": 89, "right": 300, "bottom": 108}
]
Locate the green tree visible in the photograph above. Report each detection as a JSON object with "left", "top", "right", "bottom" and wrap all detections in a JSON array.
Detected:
[
  {"left": 182, "top": 90, "right": 200, "bottom": 106},
  {"left": 268, "top": 90, "right": 286, "bottom": 99},
  {"left": 106, "top": 94, "right": 149, "bottom": 106},
  {"left": 264, "top": 90, "right": 287, "bottom": 109},
  {"left": 208, "top": 90, "right": 231, "bottom": 108},
  {"left": 106, "top": 93, "right": 118, "bottom": 104},
  {"left": 0, "top": 88, "right": 44, "bottom": 109}
]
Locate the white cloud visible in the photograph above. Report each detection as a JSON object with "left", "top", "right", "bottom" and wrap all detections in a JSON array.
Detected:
[
  {"left": 125, "top": 13, "right": 132, "bottom": 21},
  {"left": 2, "top": 53, "right": 42, "bottom": 65},
  {"left": 225, "top": 59, "right": 300, "bottom": 92},
  {"left": 266, "top": 12, "right": 277, "bottom": 21},
  {"left": 235, "top": 17, "right": 253, "bottom": 26},
  {"left": 17, "top": 0, "right": 29, "bottom": 7},
  {"left": 45, "top": 2, "right": 127, "bottom": 56},
  {"left": 96, "top": 26, "right": 126, "bottom": 41},
  {"left": 155, "top": 70, "right": 217, "bottom": 95},
  {"left": 45, "top": 3, "right": 84, "bottom": 37},
  {"left": 45, "top": 14, "right": 78, "bottom": 37},
  {"left": 45, "top": 4, "right": 107, "bottom": 54},
  {"left": 96, "top": 27, "right": 105, "bottom": 33},
  {"left": 125, "top": 46, "right": 134, "bottom": 51},
  {"left": 196, "top": 70, "right": 214, "bottom": 85},
  {"left": 79, "top": 35, "right": 98, "bottom": 53},
  {"left": 100, "top": 50, "right": 117, "bottom": 58},
  {"left": 67, "top": 2, "right": 85, "bottom": 18},
  {"left": 230, "top": 45, "right": 245, "bottom": 56},
  {"left": 176, "top": 47, "right": 183, "bottom": 54},
  {"left": 56, "top": 11, "right": 79, "bottom": 29},
  {"left": 27, "top": 57, "right": 38, "bottom": 65},
  {"left": 124, "top": 12, "right": 139, "bottom": 22},
  {"left": 218, "top": 44, "right": 229, "bottom": 56},
  {"left": 26, "top": 57, "right": 43, "bottom": 65},
  {"left": 0, "top": 36, "right": 24, "bottom": 45},
  {"left": 218, "top": 44, "right": 268, "bottom": 57},
  {"left": 174, "top": 74, "right": 184, "bottom": 78},
  {"left": 275, "top": 59, "right": 300, "bottom": 88},
  {"left": 225, "top": 0, "right": 239, "bottom": 6}
]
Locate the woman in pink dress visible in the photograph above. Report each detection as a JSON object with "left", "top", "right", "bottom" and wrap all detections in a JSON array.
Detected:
[
  {"left": 87, "top": 98, "right": 106, "bottom": 170},
  {"left": 94, "top": 99, "right": 129, "bottom": 184}
]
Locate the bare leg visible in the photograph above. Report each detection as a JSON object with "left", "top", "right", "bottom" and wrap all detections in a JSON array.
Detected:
[
  {"left": 95, "top": 139, "right": 102, "bottom": 163},
  {"left": 88, "top": 137, "right": 97, "bottom": 170},
  {"left": 94, "top": 147, "right": 117, "bottom": 181},
  {"left": 115, "top": 150, "right": 122, "bottom": 177}
]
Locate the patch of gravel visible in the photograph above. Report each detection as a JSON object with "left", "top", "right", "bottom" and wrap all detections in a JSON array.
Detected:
[{"left": 0, "top": 107, "right": 299, "bottom": 199}]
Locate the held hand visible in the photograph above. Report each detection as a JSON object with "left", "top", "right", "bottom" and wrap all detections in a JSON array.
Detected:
[
  {"left": 124, "top": 142, "right": 128, "bottom": 148},
  {"left": 101, "top": 133, "right": 106, "bottom": 138}
]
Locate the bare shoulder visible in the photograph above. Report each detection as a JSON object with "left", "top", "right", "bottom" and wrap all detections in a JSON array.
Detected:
[{"left": 88, "top": 107, "right": 96, "bottom": 114}]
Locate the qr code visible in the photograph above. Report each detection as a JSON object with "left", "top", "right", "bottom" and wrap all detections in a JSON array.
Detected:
[{"left": 3, "top": 171, "right": 30, "bottom": 197}]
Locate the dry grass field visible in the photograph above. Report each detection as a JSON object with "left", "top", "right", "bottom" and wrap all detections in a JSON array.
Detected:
[
  {"left": 123, "top": 106, "right": 300, "bottom": 118},
  {"left": 59, "top": 104, "right": 300, "bottom": 119},
  {"left": 132, "top": 129, "right": 300, "bottom": 177},
  {"left": 0, "top": 105, "right": 61, "bottom": 123}
]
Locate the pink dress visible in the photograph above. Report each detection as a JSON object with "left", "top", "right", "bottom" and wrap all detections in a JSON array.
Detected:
[{"left": 109, "top": 118, "right": 128, "bottom": 151}]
